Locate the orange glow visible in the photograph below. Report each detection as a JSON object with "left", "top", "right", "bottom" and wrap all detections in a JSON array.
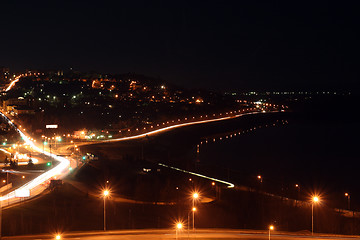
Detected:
[
  {"left": 103, "top": 190, "right": 110, "bottom": 197},
  {"left": 177, "top": 223, "right": 183, "bottom": 229}
]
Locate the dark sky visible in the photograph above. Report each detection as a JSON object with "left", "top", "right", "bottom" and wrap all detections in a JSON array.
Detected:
[{"left": 1, "top": 1, "right": 359, "bottom": 91}]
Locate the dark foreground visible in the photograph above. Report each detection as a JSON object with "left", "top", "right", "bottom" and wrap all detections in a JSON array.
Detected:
[{"left": 2, "top": 229, "right": 359, "bottom": 240}]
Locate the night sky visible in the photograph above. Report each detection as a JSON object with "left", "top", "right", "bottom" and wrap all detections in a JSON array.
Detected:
[{"left": 1, "top": 1, "right": 359, "bottom": 91}]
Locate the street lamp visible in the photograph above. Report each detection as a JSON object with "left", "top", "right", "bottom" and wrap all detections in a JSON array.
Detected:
[
  {"left": 55, "top": 234, "right": 61, "bottom": 240},
  {"left": 295, "top": 184, "right": 300, "bottom": 206},
  {"left": 103, "top": 190, "right": 110, "bottom": 231},
  {"left": 192, "top": 192, "right": 199, "bottom": 230},
  {"left": 345, "top": 193, "right": 350, "bottom": 210},
  {"left": 269, "top": 225, "right": 274, "bottom": 240},
  {"left": 311, "top": 196, "right": 320, "bottom": 235},
  {"left": 176, "top": 222, "right": 183, "bottom": 240}
]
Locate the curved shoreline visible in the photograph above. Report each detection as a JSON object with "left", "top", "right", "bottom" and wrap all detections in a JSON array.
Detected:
[{"left": 78, "top": 110, "right": 281, "bottom": 147}]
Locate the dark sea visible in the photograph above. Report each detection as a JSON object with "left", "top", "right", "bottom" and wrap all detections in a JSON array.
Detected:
[
  {"left": 83, "top": 95, "right": 359, "bottom": 210},
  {"left": 191, "top": 95, "right": 360, "bottom": 208}
]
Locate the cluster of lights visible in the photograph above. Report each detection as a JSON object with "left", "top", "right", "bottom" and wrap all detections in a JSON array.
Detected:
[
  {"left": 115, "top": 107, "right": 282, "bottom": 142},
  {"left": 0, "top": 110, "right": 70, "bottom": 206}
]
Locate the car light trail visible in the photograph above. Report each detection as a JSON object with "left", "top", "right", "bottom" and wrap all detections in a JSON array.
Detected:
[
  {"left": 0, "top": 111, "right": 70, "bottom": 204},
  {"left": 103, "top": 111, "right": 277, "bottom": 143},
  {"left": 0, "top": 109, "right": 280, "bottom": 205},
  {"left": 5, "top": 76, "right": 20, "bottom": 92},
  {"left": 158, "top": 163, "right": 235, "bottom": 188}
]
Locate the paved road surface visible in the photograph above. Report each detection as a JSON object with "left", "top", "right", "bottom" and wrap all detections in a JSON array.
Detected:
[{"left": 2, "top": 229, "right": 359, "bottom": 240}]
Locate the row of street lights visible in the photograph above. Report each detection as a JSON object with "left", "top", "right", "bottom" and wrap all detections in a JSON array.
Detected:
[
  {"left": 101, "top": 186, "right": 323, "bottom": 236},
  {"left": 98, "top": 182, "right": 341, "bottom": 238},
  {"left": 265, "top": 196, "right": 320, "bottom": 240},
  {"left": 257, "top": 176, "right": 352, "bottom": 211}
]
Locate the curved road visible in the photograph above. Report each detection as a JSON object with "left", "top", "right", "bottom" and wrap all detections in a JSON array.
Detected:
[{"left": 0, "top": 108, "right": 281, "bottom": 207}]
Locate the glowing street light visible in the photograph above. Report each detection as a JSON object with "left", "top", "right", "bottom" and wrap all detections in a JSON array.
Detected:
[
  {"left": 176, "top": 222, "right": 183, "bottom": 240},
  {"left": 103, "top": 190, "right": 110, "bottom": 231},
  {"left": 55, "top": 234, "right": 61, "bottom": 240},
  {"left": 192, "top": 192, "right": 199, "bottom": 230},
  {"left": 345, "top": 193, "right": 350, "bottom": 210},
  {"left": 269, "top": 225, "right": 274, "bottom": 240},
  {"left": 311, "top": 196, "right": 320, "bottom": 235},
  {"left": 177, "top": 222, "right": 183, "bottom": 229}
]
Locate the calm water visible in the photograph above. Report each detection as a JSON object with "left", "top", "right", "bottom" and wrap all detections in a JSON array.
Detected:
[
  {"left": 84, "top": 95, "right": 359, "bottom": 208},
  {"left": 192, "top": 96, "right": 360, "bottom": 207}
]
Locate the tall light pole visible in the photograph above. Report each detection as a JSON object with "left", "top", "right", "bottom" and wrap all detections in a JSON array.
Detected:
[
  {"left": 312, "top": 196, "right": 319, "bottom": 235},
  {"left": 176, "top": 222, "right": 182, "bottom": 240},
  {"left": 345, "top": 193, "right": 350, "bottom": 210},
  {"left": 295, "top": 184, "right": 300, "bottom": 206},
  {"left": 269, "top": 225, "right": 274, "bottom": 240},
  {"left": 103, "top": 190, "right": 109, "bottom": 231},
  {"left": 192, "top": 192, "right": 199, "bottom": 230}
]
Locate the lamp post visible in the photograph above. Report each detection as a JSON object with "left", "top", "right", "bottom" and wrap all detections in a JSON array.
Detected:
[
  {"left": 269, "top": 225, "right": 274, "bottom": 240},
  {"left": 345, "top": 193, "right": 350, "bottom": 210},
  {"left": 103, "top": 190, "right": 109, "bottom": 231},
  {"left": 295, "top": 184, "right": 300, "bottom": 198},
  {"left": 312, "top": 196, "right": 319, "bottom": 235},
  {"left": 176, "top": 222, "right": 182, "bottom": 240},
  {"left": 192, "top": 192, "right": 199, "bottom": 230},
  {"left": 295, "top": 184, "right": 300, "bottom": 206}
]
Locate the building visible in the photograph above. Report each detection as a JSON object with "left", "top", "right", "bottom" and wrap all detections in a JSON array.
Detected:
[
  {"left": 13, "top": 106, "right": 35, "bottom": 115},
  {"left": 2, "top": 97, "right": 28, "bottom": 110}
]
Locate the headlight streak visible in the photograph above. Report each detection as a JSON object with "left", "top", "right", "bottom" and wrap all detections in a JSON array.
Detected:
[
  {"left": 0, "top": 111, "right": 70, "bottom": 203},
  {"left": 158, "top": 163, "right": 235, "bottom": 188},
  {"left": 103, "top": 111, "right": 279, "bottom": 143}
]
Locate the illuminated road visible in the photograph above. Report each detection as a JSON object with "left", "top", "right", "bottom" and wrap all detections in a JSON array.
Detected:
[
  {"left": 2, "top": 229, "right": 358, "bottom": 240},
  {"left": 68, "top": 110, "right": 277, "bottom": 150},
  {"left": 5, "top": 75, "right": 20, "bottom": 92},
  {"left": 0, "top": 108, "right": 280, "bottom": 207},
  {"left": 159, "top": 163, "right": 235, "bottom": 188},
  {"left": 0, "top": 111, "right": 71, "bottom": 207},
  {"left": 104, "top": 111, "right": 271, "bottom": 143}
]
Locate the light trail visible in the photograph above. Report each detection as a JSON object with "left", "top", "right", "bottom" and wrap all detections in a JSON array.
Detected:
[
  {"left": 0, "top": 109, "right": 280, "bottom": 205},
  {"left": 158, "top": 163, "right": 235, "bottom": 188},
  {"left": 5, "top": 76, "right": 20, "bottom": 92},
  {"left": 102, "top": 111, "right": 275, "bottom": 143},
  {"left": 0, "top": 111, "right": 70, "bottom": 203}
]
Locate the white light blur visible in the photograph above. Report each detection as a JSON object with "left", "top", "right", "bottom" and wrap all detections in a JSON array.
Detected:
[
  {"left": 159, "top": 163, "right": 235, "bottom": 188},
  {"left": 0, "top": 111, "right": 70, "bottom": 202}
]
